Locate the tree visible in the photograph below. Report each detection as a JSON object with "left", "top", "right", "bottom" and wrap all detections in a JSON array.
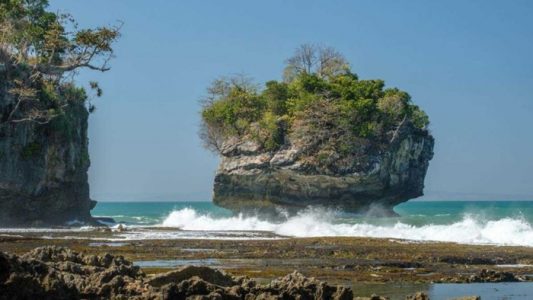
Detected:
[
  {"left": 0, "top": 0, "right": 121, "bottom": 124},
  {"left": 263, "top": 80, "right": 288, "bottom": 115},
  {"left": 200, "top": 75, "right": 265, "bottom": 150},
  {"left": 283, "top": 43, "right": 350, "bottom": 82},
  {"left": 200, "top": 44, "right": 430, "bottom": 156}
]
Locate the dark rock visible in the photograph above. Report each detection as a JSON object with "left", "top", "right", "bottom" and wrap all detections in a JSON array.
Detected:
[
  {"left": 438, "top": 256, "right": 506, "bottom": 265},
  {"left": 148, "top": 266, "right": 235, "bottom": 288},
  {"left": 381, "top": 261, "right": 422, "bottom": 268},
  {"left": 0, "top": 78, "right": 95, "bottom": 226},
  {"left": 0, "top": 246, "right": 147, "bottom": 300},
  {"left": 333, "top": 286, "right": 354, "bottom": 300},
  {"left": 6, "top": 246, "right": 481, "bottom": 300},
  {"left": 466, "top": 268, "right": 520, "bottom": 283}
]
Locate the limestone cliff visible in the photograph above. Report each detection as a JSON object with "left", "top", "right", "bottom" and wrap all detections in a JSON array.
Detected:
[
  {"left": 0, "top": 75, "right": 94, "bottom": 226},
  {"left": 0, "top": 0, "right": 121, "bottom": 226},
  {"left": 213, "top": 122, "right": 434, "bottom": 215}
]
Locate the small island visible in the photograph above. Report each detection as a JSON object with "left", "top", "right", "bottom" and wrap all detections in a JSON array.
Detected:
[{"left": 201, "top": 45, "right": 434, "bottom": 215}]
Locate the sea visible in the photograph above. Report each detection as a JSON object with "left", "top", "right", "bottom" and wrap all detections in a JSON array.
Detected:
[
  {"left": 79, "top": 200, "right": 533, "bottom": 246},
  {"left": 3, "top": 200, "right": 533, "bottom": 299}
]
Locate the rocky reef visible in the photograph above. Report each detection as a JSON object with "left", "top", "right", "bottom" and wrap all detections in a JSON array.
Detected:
[
  {"left": 0, "top": 246, "right": 368, "bottom": 299},
  {"left": 0, "top": 70, "right": 95, "bottom": 226},
  {"left": 214, "top": 123, "right": 433, "bottom": 215},
  {"left": 1, "top": 246, "right": 478, "bottom": 300},
  {"left": 0, "top": 246, "right": 494, "bottom": 300}
]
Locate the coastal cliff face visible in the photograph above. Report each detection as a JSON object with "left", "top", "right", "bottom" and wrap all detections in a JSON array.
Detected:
[
  {"left": 0, "top": 81, "right": 94, "bottom": 226},
  {"left": 0, "top": 0, "right": 120, "bottom": 226},
  {"left": 213, "top": 122, "right": 434, "bottom": 214}
]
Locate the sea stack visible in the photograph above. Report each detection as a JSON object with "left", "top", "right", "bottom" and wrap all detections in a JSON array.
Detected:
[
  {"left": 201, "top": 45, "right": 434, "bottom": 215},
  {"left": 0, "top": 1, "right": 119, "bottom": 226},
  {"left": 0, "top": 76, "right": 94, "bottom": 226},
  {"left": 213, "top": 123, "right": 433, "bottom": 215}
]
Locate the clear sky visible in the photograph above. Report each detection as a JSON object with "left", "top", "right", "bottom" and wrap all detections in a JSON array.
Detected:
[{"left": 49, "top": 0, "right": 533, "bottom": 201}]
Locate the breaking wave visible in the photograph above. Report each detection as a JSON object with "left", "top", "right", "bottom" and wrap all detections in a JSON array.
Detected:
[{"left": 161, "top": 207, "right": 533, "bottom": 247}]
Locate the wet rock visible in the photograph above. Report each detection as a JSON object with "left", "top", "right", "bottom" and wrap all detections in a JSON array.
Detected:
[
  {"left": 381, "top": 261, "right": 422, "bottom": 268},
  {"left": 22, "top": 245, "right": 82, "bottom": 263},
  {"left": 438, "top": 256, "right": 505, "bottom": 265},
  {"left": 148, "top": 266, "right": 235, "bottom": 288},
  {"left": 264, "top": 271, "right": 350, "bottom": 299},
  {"left": 0, "top": 246, "right": 147, "bottom": 300},
  {"left": 2, "top": 247, "right": 365, "bottom": 300},
  {"left": 332, "top": 286, "right": 354, "bottom": 300},
  {"left": 0, "top": 246, "right": 487, "bottom": 300},
  {"left": 466, "top": 268, "right": 520, "bottom": 283}
]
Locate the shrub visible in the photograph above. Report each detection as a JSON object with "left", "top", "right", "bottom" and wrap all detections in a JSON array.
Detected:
[{"left": 200, "top": 45, "right": 430, "bottom": 154}]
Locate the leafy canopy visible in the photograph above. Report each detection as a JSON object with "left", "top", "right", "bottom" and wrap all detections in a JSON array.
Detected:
[
  {"left": 201, "top": 44, "right": 430, "bottom": 156},
  {"left": 0, "top": 0, "right": 120, "bottom": 124}
]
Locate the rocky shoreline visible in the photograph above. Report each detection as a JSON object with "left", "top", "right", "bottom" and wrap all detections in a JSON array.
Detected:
[
  {"left": 0, "top": 246, "right": 484, "bottom": 300},
  {"left": 2, "top": 234, "right": 532, "bottom": 298}
]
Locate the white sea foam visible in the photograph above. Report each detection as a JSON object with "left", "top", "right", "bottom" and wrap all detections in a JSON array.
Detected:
[
  {"left": 3, "top": 207, "right": 532, "bottom": 245},
  {"left": 160, "top": 207, "right": 533, "bottom": 246}
]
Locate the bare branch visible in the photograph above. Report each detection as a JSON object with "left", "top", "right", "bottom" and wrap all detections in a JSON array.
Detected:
[
  {"left": 0, "top": 3, "right": 121, "bottom": 125},
  {"left": 284, "top": 44, "right": 350, "bottom": 81},
  {"left": 390, "top": 114, "right": 407, "bottom": 144}
]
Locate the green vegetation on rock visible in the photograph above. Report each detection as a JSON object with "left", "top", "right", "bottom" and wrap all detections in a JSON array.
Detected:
[
  {"left": 0, "top": 0, "right": 120, "bottom": 125},
  {"left": 201, "top": 44, "right": 429, "bottom": 155},
  {"left": 0, "top": 0, "right": 119, "bottom": 226}
]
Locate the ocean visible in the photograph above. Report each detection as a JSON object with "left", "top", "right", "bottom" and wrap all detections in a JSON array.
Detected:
[
  {"left": 3, "top": 200, "right": 533, "bottom": 299},
  {"left": 86, "top": 200, "right": 533, "bottom": 246}
]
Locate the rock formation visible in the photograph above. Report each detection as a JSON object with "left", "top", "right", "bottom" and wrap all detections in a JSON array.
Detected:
[
  {"left": 0, "top": 0, "right": 120, "bottom": 226},
  {"left": 0, "top": 71, "right": 95, "bottom": 226},
  {"left": 0, "top": 246, "right": 146, "bottom": 299},
  {"left": 0, "top": 246, "right": 486, "bottom": 299},
  {"left": 0, "top": 246, "right": 368, "bottom": 300},
  {"left": 202, "top": 45, "right": 435, "bottom": 216},
  {"left": 213, "top": 122, "right": 433, "bottom": 215}
]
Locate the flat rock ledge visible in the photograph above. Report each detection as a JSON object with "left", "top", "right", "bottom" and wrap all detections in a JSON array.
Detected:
[{"left": 0, "top": 246, "right": 482, "bottom": 300}]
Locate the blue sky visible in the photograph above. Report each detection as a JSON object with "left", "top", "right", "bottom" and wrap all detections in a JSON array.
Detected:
[{"left": 49, "top": 0, "right": 533, "bottom": 201}]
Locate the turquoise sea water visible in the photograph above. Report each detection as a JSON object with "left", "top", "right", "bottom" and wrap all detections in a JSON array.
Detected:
[
  {"left": 92, "top": 200, "right": 533, "bottom": 225},
  {"left": 90, "top": 200, "right": 533, "bottom": 246},
  {"left": 92, "top": 201, "right": 231, "bottom": 225}
]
